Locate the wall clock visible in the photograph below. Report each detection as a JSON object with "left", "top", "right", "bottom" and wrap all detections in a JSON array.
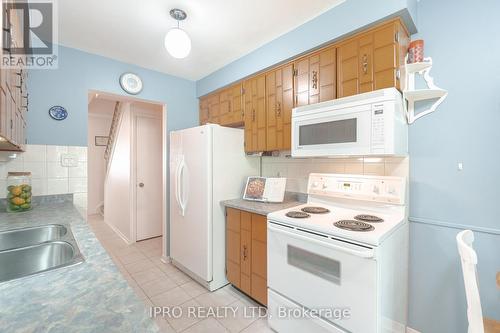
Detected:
[
  {"left": 48, "top": 106, "right": 68, "bottom": 121},
  {"left": 119, "top": 72, "right": 143, "bottom": 95}
]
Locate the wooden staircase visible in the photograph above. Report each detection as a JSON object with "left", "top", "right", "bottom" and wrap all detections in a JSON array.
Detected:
[{"left": 104, "top": 101, "right": 122, "bottom": 170}]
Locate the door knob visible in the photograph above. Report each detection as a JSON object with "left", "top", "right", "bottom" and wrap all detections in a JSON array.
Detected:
[{"left": 138, "top": 183, "right": 144, "bottom": 188}]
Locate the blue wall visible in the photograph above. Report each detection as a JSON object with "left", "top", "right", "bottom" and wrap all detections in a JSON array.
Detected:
[
  {"left": 194, "top": 0, "right": 500, "bottom": 332},
  {"left": 196, "top": 0, "right": 418, "bottom": 97},
  {"left": 28, "top": 45, "right": 198, "bottom": 146},
  {"left": 408, "top": 0, "right": 500, "bottom": 332}
]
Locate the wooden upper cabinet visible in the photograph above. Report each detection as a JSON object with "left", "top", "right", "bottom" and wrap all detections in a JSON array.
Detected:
[
  {"left": 219, "top": 88, "right": 232, "bottom": 126},
  {"left": 199, "top": 97, "right": 209, "bottom": 125},
  {"left": 243, "top": 74, "right": 266, "bottom": 153},
  {"left": 199, "top": 83, "right": 244, "bottom": 127},
  {"left": 294, "top": 46, "right": 336, "bottom": 107},
  {"left": 266, "top": 64, "right": 293, "bottom": 151},
  {"left": 230, "top": 83, "right": 244, "bottom": 125},
  {"left": 207, "top": 93, "right": 220, "bottom": 124},
  {"left": 337, "top": 19, "right": 409, "bottom": 98}
]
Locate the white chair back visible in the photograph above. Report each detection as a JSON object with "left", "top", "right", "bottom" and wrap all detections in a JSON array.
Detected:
[{"left": 457, "top": 230, "right": 484, "bottom": 333}]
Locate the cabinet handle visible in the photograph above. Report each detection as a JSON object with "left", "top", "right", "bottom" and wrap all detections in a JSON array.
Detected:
[
  {"left": 312, "top": 71, "right": 318, "bottom": 89},
  {"left": 252, "top": 109, "right": 256, "bottom": 121},
  {"left": 362, "top": 54, "right": 368, "bottom": 74},
  {"left": 10, "top": 119, "right": 13, "bottom": 129},
  {"left": 243, "top": 245, "right": 248, "bottom": 260},
  {"left": 276, "top": 102, "right": 281, "bottom": 117}
]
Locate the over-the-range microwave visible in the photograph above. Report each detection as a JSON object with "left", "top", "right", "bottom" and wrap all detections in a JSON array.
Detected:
[{"left": 291, "top": 88, "right": 408, "bottom": 157}]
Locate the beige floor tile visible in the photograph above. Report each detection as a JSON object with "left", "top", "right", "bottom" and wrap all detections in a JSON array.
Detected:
[
  {"left": 240, "top": 319, "right": 273, "bottom": 333},
  {"left": 217, "top": 299, "right": 261, "bottom": 333},
  {"left": 124, "top": 258, "right": 156, "bottom": 274},
  {"left": 151, "top": 287, "right": 192, "bottom": 308},
  {"left": 182, "top": 318, "right": 228, "bottom": 333},
  {"left": 132, "top": 267, "right": 166, "bottom": 285},
  {"left": 179, "top": 280, "right": 209, "bottom": 298},
  {"left": 165, "top": 299, "right": 202, "bottom": 332},
  {"left": 140, "top": 276, "right": 178, "bottom": 298},
  {"left": 141, "top": 246, "right": 163, "bottom": 258},
  {"left": 117, "top": 251, "right": 148, "bottom": 265},
  {"left": 155, "top": 318, "right": 176, "bottom": 333},
  {"left": 169, "top": 270, "right": 192, "bottom": 285},
  {"left": 195, "top": 286, "right": 239, "bottom": 308}
]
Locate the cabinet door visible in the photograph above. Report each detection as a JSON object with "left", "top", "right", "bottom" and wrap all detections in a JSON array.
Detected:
[
  {"left": 207, "top": 93, "right": 220, "bottom": 124},
  {"left": 251, "top": 213, "right": 268, "bottom": 305},
  {"left": 219, "top": 88, "right": 232, "bottom": 126},
  {"left": 294, "top": 46, "right": 336, "bottom": 107},
  {"left": 226, "top": 208, "right": 241, "bottom": 288},
  {"left": 243, "top": 75, "right": 266, "bottom": 152},
  {"left": 373, "top": 23, "right": 398, "bottom": 91},
  {"left": 337, "top": 20, "right": 408, "bottom": 98},
  {"left": 266, "top": 64, "right": 293, "bottom": 151},
  {"left": 199, "top": 97, "right": 209, "bottom": 125},
  {"left": 231, "top": 83, "right": 244, "bottom": 125},
  {"left": 373, "top": 20, "right": 409, "bottom": 91},
  {"left": 337, "top": 38, "right": 361, "bottom": 98},
  {"left": 240, "top": 226, "right": 252, "bottom": 295},
  {"left": 0, "top": 89, "right": 6, "bottom": 137}
]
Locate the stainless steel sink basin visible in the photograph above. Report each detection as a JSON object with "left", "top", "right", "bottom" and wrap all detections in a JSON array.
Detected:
[
  {"left": 0, "top": 224, "right": 68, "bottom": 251},
  {"left": 0, "top": 241, "right": 83, "bottom": 283},
  {"left": 0, "top": 223, "right": 84, "bottom": 283}
]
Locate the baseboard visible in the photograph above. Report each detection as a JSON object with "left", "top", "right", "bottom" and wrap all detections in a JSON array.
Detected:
[
  {"left": 407, "top": 327, "right": 421, "bottom": 333},
  {"left": 104, "top": 219, "right": 133, "bottom": 245},
  {"left": 160, "top": 256, "right": 171, "bottom": 264}
]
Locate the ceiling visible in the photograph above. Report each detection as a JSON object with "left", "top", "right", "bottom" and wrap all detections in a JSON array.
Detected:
[{"left": 59, "top": 0, "right": 345, "bottom": 81}]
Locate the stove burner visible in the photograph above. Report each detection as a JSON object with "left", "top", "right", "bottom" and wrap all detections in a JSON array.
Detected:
[
  {"left": 301, "top": 206, "right": 330, "bottom": 214},
  {"left": 334, "top": 220, "right": 374, "bottom": 232},
  {"left": 286, "top": 211, "right": 311, "bottom": 219},
  {"left": 354, "top": 214, "right": 384, "bottom": 223}
]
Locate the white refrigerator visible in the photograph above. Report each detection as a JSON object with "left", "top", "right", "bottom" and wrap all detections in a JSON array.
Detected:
[{"left": 169, "top": 124, "right": 259, "bottom": 291}]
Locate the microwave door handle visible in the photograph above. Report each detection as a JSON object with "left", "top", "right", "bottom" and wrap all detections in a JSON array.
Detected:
[{"left": 268, "top": 224, "right": 375, "bottom": 258}]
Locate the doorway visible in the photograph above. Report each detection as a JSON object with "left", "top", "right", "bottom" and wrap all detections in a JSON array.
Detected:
[{"left": 87, "top": 91, "right": 167, "bottom": 257}]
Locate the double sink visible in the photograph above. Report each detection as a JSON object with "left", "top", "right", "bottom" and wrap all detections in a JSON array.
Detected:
[{"left": 0, "top": 224, "right": 84, "bottom": 283}]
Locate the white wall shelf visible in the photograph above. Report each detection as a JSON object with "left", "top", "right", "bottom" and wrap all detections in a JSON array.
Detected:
[{"left": 403, "top": 57, "right": 447, "bottom": 124}]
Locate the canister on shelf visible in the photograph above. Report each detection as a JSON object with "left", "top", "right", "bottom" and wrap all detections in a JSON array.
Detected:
[
  {"left": 6, "top": 172, "right": 32, "bottom": 212},
  {"left": 408, "top": 39, "right": 424, "bottom": 63}
]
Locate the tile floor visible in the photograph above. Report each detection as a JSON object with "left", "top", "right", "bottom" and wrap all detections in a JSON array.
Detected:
[{"left": 87, "top": 215, "right": 272, "bottom": 333}]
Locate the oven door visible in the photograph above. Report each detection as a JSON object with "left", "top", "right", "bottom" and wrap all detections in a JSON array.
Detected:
[
  {"left": 267, "top": 222, "right": 378, "bottom": 333},
  {"left": 292, "top": 104, "right": 373, "bottom": 157}
]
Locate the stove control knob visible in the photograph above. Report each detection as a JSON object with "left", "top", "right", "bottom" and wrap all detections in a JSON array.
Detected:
[
  {"left": 373, "top": 185, "right": 380, "bottom": 194},
  {"left": 312, "top": 181, "right": 319, "bottom": 188},
  {"left": 322, "top": 183, "right": 328, "bottom": 189}
]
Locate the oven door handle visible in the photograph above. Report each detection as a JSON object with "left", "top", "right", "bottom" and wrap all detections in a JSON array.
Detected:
[{"left": 268, "top": 224, "right": 375, "bottom": 259}]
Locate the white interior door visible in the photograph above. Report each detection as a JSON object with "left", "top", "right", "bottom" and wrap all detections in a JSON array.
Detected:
[{"left": 136, "top": 115, "right": 163, "bottom": 240}]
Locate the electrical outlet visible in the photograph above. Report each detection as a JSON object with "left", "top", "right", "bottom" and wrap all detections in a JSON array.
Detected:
[{"left": 60, "top": 153, "right": 79, "bottom": 167}]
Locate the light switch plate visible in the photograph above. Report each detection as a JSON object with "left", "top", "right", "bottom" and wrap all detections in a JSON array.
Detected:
[{"left": 61, "top": 153, "right": 79, "bottom": 167}]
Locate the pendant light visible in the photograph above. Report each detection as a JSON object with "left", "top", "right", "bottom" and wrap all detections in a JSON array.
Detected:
[{"left": 164, "top": 9, "right": 191, "bottom": 59}]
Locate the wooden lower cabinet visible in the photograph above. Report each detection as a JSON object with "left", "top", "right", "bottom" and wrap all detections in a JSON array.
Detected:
[{"left": 226, "top": 208, "right": 268, "bottom": 306}]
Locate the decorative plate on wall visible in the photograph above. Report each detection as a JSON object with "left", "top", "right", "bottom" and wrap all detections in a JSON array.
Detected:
[
  {"left": 119, "top": 72, "right": 143, "bottom": 95},
  {"left": 48, "top": 106, "right": 68, "bottom": 121}
]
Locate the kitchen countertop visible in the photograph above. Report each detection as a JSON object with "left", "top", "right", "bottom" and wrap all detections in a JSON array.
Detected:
[
  {"left": 0, "top": 200, "right": 158, "bottom": 333},
  {"left": 221, "top": 192, "right": 306, "bottom": 216}
]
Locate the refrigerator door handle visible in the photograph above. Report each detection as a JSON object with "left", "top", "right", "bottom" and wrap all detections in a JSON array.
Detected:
[
  {"left": 175, "top": 156, "right": 187, "bottom": 216},
  {"left": 176, "top": 156, "right": 186, "bottom": 216}
]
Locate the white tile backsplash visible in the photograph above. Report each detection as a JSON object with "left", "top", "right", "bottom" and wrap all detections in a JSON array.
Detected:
[
  {"left": 46, "top": 145, "right": 68, "bottom": 162},
  {"left": 0, "top": 145, "right": 88, "bottom": 205},
  {"left": 261, "top": 155, "right": 409, "bottom": 193}
]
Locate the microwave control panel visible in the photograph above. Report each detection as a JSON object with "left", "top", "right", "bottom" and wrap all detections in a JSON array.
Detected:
[{"left": 307, "top": 173, "right": 406, "bottom": 205}]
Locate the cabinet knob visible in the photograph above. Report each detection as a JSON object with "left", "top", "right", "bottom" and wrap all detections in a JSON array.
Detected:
[{"left": 138, "top": 182, "right": 145, "bottom": 188}]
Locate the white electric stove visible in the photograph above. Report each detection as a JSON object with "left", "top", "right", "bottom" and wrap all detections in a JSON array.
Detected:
[{"left": 267, "top": 173, "right": 409, "bottom": 333}]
